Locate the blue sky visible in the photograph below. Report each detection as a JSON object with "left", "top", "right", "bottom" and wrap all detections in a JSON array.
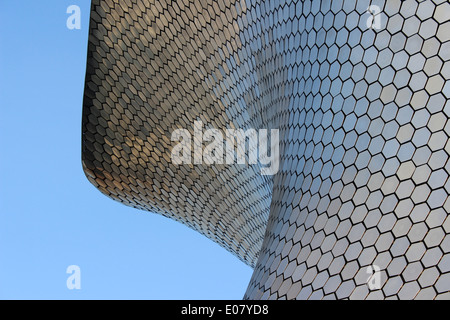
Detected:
[{"left": 0, "top": 0, "right": 252, "bottom": 299}]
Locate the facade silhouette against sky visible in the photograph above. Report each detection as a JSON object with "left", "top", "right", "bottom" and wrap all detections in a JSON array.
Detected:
[{"left": 82, "top": 0, "right": 450, "bottom": 299}]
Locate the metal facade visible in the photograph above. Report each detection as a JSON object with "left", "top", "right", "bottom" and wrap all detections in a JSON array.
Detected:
[{"left": 82, "top": 0, "right": 450, "bottom": 299}]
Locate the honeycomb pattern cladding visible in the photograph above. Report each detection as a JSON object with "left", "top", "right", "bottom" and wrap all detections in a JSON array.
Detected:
[
  {"left": 82, "top": 0, "right": 450, "bottom": 299},
  {"left": 82, "top": 0, "right": 275, "bottom": 267}
]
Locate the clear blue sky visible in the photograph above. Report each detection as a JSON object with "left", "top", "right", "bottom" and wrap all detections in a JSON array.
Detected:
[{"left": 0, "top": 0, "right": 252, "bottom": 299}]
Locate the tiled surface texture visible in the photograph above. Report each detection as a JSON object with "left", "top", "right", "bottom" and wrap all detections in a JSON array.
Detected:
[{"left": 82, "top": 0, "right": 450, "bottom": 299}]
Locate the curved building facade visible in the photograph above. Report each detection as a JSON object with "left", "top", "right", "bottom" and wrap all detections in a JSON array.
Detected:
[{"left": 82, "top": 0, "right": 450, "bottom": 299}]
